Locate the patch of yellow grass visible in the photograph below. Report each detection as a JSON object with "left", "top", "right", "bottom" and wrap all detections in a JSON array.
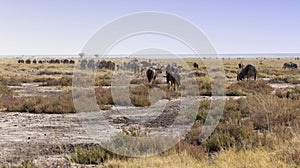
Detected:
[
  {"left": 103, "top": 147, "right": 296, "bottom": 168},
  {"left": 103, "top": 152, "right": 206, "bottom": 168}
]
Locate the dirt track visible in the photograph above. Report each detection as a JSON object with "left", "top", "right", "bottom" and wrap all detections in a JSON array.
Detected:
[{"left": 0, "top": 98, "right": 189, "bottom": 167}]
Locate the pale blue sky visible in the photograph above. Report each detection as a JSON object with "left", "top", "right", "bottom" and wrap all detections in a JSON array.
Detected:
[{"left": 0, "top": 0, "right": 300, "bottom": 55}]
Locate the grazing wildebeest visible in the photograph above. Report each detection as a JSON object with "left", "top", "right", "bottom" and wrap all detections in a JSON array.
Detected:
[
  {"left": 55, "top": 59, "right": 60, "bottom": 64},
  {"left": 87, "top": 59, "right": 96, "bottom": 71},
  {"left": 166, "top": 64, "right": 181, "bottom": 91},
  {"left": 18, "top": 59, "right": 24, "bottom": 63},
  {"left": 80, "top": 59, "right": 88, "bottom": 69},
  {"left": 25, "top": 59, "right": 31, "bottom": 64},
  {"left": 238, "top": 63, "right": 244, "bottom": 69},
  {"left": 70, "top": 60, "right": 75, "bottom": 64},
  {"left": 62, "top": 59, "right": 69, "bottom": 64},
  {"left": 32, "top": 59, "right": 37, "bottom": 64},
  {"left": 146, "top": 68, "right": 157, "bottom": 85},
  {"left": 282, "top": 62, "right": 297, "bottom": 70},
  {"left": 38, "top": 60, "right": 43, "bottom": 64},
  {"left": 193, "top": 62, "right": 199, "bottom": 69},
  {"left": 237, "top": 64, "right": 257, "bottom": 81},
  {"left": 106, "top": 61, "right": 115, "bottom": 70},
  {"left": 146, "top": 66, "right": 162, "bottom": 85}
]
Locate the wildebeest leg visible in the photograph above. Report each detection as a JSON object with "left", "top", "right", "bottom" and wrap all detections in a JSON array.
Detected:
[
  {"left": 174, "top": 82, "right": 179, "bottom": 92},
  {"left": 150, "top": 76, "right": 156, "bottom": 86}
]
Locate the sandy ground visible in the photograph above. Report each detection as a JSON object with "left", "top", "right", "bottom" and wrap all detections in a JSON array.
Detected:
[
  {"left": 0, "top": 112, "right": 93, "bottom": 166},
  {"left": 0, "top": 97, "right": 198, "bottom": 167}
]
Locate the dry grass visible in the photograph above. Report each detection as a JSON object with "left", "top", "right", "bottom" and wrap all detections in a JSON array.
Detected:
[
  {"left": 6, "top": 91, "right": 75, "bottom": 113},
  {"left": 1, "top": 58, "right": 300, "bottom": 166},
  {"left": 103, "top": 146, "right": 298, "bottom": 168}
]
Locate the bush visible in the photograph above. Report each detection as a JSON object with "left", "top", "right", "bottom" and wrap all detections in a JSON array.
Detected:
[
  {"left": 95, "top": 87, "right": 114, "bottom": 105},
  {"left": 228, "top": 81, "right": 273, "bottom": 95},
  {"left": 275, "top": 87, "right": 300, "bottom": 100},
  {"left": 247, "top": 95, "right": 300, "bottom": 131},
  {"left": 6, "top": 91, "right": 75, "bottom": 113},
  {"left": 71, "top": 147, "right": 109, "bottom": 164},
  {"left": 190, "top": 96, "right": 300, "bottom": 152},
  {"left": 34, "top": 77, "right": 72, "bottom": 86},
  {"left": 0, "top": 83, "right": 15, "bottom": 109}
]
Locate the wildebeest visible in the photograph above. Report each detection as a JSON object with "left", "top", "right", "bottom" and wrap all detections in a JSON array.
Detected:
[
  {"left": 87, "top": 59, "right": 96, "bottom": 71},
  {"left": 96, "top": 60, "right": 115, "bottom": 70},
  {"left": 62, "top": 59, "right": 70, "bottom": 64},
  {"left": 25, "top": 59, "right": 31, "bottom": 64},
  {"left": 193, "top": 62, "right": 199, "bottom": 69},
  {"left": 237, "top": 64, "right": 257, "bottom": 81},
  {"left": 146, "top": 68, "right": 158, "bottom": 85},
  {"left": 18, "top": 59, "right": 24, "bottom": 63},
  {"left": 166, "top": 64, "right": 181, "bottom": 91},
  {"left": 146, "top": 66, "right": 162, "bottom": 85},
  {"left": 80, "top": 59, "right": 88, "bottom": 69},
  {"left": 282, "top": 62, "right": 297, "bottom": 69},
  {"left": 238, "top": 63, "right": 244, "bottom": 69}
]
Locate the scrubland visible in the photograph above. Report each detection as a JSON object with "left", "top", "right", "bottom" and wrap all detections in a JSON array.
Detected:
[{"left": 0, "top": 57, "right": 300, "bottom": 167}]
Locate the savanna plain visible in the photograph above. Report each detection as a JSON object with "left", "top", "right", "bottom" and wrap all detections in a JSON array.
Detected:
[{"left": 0, "top": 57, "right": 300, "bottom": 168}]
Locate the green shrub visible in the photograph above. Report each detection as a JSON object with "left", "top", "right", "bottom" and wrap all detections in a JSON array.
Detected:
[{"left": 71, "top": 147, "right": 109, "bottom": 164}]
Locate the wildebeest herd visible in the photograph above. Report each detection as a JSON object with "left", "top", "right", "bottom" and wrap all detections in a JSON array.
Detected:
[
  {"left": 79, "top": 59, "right": 115, "bottom": 71},
  {"left": 18, "top": 58, "right": 75, "bottom": 64},
  {"left": 236, "top": 61, "right": 298, "bottom": 81},
  {"left": 17, "top": 58, "right": 299, "bottom": 90}
]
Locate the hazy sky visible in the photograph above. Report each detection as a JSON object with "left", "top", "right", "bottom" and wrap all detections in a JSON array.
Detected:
[{"left": 0, "top": 0, "right": 300, "bottom": 55}]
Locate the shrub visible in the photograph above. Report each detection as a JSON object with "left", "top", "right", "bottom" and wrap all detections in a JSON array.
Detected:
[
  {"left": 228, "top": 81, "right": 273, "bottom": 95},
  {"left": 70, "top": 147, "right": 109, "bottom": 164},
  {"left": 247, "top": 94, "right": 300, "bottom": 131},
  {"left": 190, "top": 96, "right": 300, "bottom": 152},
  {"left": 34, "top": 77, "right": 72, "bottom": 86},
  {"left": 275, "top": 87, "right": 300, "bottom": 100},
  {"left": 95, "top": 87, "right": 114, "bottom": 105},
  {"left": 6, "top": 91, "right": 75, "bottom": 113},
  {"left": 0, "top": 83, "right": 15, "bottom": 109}
]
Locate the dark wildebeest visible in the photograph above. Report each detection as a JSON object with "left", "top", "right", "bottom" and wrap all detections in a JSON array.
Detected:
[
  {"left": 62, "top": 59, "right": 69, "bottom": 64},
  {"left": 282, "top": 62, "right": 297, "bottom": 70},
  {"left": 18, "top": 59, "right": 24, "bottom": 63},
  {"left": 70, "top": 60, "right": 75, "bottom": 64},
  {"left": 32, "top": 59, "right": 37, "bottom": 64},
  {"left": 106, "top": 61, "right": 115, "bottom": 70},
  {"left": 237, "top": 64, "right": 257, "bottom": 81},
  {"left": 146, "top": 68, "right": 157, "bottom": 85},
  {"left": 193, "top": 62, "right": 199, "bottom": 69},
  {"left": 55, "top": 59, "right": 60, "bottom": 64},
  {"left": 238, "top": 63, "right": 244, "bottom": 69},
  {"left": 146, "top": 67, "right": 162, "bottom": 85},
  {"left": 166, "top": 64, "right": 181, "bottom": 91},
  {"left": 25, "top": 59, "right": 31, "bottom": 64}
]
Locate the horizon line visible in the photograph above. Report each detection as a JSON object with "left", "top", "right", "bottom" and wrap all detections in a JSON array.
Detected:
[{"left": 0, "top": 52, "right": 300, "bottom": 56}]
